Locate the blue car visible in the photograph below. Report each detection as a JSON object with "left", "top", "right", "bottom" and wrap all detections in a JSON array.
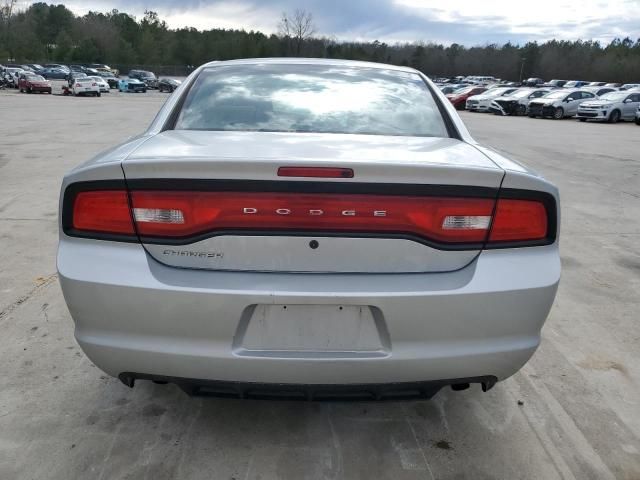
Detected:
[
  {"left": 563, "top": 80, "right": 589, "bottom": 88},
  {"left": 40, "top": 67, "right": 69, "bottom": 80},
  {"left": 118, "top": 78, "right": 147, "bottom": 93}
]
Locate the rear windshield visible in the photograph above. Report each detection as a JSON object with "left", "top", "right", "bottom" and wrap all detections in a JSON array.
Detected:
[{"left": 175, "top": 64, "right": 449, "bottom": 137}]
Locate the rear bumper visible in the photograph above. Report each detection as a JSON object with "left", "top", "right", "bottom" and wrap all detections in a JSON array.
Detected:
[
  {"left": 118, "top": 372, "right": 497, "bottom": 400},
  {"left": 74, "top": 88, "right": 100, "bottom": 95},
  {"left": 58, "top": 238, "right": 560, "bottom": 385}
]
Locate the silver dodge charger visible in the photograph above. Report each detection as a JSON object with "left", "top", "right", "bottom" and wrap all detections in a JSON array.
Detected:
[{"left": 58, "top": 59, "right": 560, "bottom": 400}]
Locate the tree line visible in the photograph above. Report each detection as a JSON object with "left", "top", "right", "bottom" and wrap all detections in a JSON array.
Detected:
[{"left": 1, "top": 2, "right": 639, "bottom": 82}]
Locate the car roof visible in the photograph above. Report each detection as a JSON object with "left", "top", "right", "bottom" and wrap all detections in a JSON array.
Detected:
[{"left": 201, "top": 57, "right": 422, "bottom": 75}]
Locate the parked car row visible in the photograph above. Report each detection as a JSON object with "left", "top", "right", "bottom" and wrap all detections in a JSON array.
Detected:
[
  {"left": 441, "top": 82, "right": 640, "bottom": 125},
  {"left": 526, "top": 89, "right": 598, "bottom": 119},
  {"left": 436, "top": 75, "right": 639, "bottom": 90},
  {"left": 1, "top": 63, "right": 182, "bottom": 97},
  {"left": 489, "top": 88, "right": 552, "bottom": 115}
]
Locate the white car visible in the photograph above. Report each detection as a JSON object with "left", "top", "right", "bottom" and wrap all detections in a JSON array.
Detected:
[
  {"left": 71, "top": 77, "right": 101, "bottom": 97},
  {"left": 87, "top": 76, "right": 110, "bottom": 93},
  {"left": 528, "top": 89, "right": 597, "bottom": 119},
  {"left": 466, "top": 87, "right": 517, "bottom": 112},
  {"left": 489, "top": 88, "right": 551, "bottom": 116},
  {"left": 576, "top": 91, "right": 640, "bottom": 123},
  {"left": 620, "top": 83, "right": 640, "bottom": 91}
]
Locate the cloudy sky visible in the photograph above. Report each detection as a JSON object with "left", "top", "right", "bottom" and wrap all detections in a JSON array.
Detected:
[{"left": 21, "top": 0, "right": 640, "bottom": 45}]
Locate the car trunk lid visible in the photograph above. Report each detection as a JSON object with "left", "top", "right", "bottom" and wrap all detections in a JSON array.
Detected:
[{"left": 122, "top": 131, "right": 504, "bottom": 273}]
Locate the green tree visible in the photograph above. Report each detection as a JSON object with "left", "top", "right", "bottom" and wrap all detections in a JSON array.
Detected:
[
  {"left": 53, "top": 29, "right": 72, "bottom": 61},
  {"left": 2, "top": 3, "right": 640, "bottom": 82}
]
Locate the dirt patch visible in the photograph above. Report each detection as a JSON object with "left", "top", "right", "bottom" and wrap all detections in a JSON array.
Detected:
[
  {"left": 142, "top": 404, "right": 167, "bottom": 417},
  {"left": 615, "top": 257, "right": 640, "bottom": 274},
  {"left": 577, "top": 357, "right": 628, "bottom": 376},
  {"left": 434, "top": 440, "right": 452, "bottom": 450},
  {"left": 0, "top": 274, "right": 57, "bottom": 321},
  {"left": 561, "top": 256, "right": 582, "bottom": 269}
]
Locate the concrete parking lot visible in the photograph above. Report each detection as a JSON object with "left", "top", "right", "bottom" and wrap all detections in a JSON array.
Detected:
[{"left": 0, "top": 88, "right": 638, "bottom": 479}]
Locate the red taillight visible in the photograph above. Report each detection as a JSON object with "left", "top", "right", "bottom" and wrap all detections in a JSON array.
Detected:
[
  {"left": 488, "top": 199, "right": 548, "bottom": 243},
  {"left": 72, "top": 190, "right": 135, "bottom": 234},
  {"left": 129, "top": 191, "right": 495, "bottom": 243},
  {"left": 64, "top": 185, "right": 554, "bottom": 248},
  {"left": 278, "top": 167, "right": 354, "bottom": 178}
]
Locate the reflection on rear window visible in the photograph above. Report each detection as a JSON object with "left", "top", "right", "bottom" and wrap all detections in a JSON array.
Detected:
[{"left": 175, "top": 64, "right": 449, "bottom": 138}]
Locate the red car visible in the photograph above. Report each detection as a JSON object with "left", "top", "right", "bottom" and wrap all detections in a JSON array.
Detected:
[
  {"left": 18, "top": 74, "right": 52, "bottom": 94},
  {"left": 446, "top": 86, "right": 487, "bottom": 110}
]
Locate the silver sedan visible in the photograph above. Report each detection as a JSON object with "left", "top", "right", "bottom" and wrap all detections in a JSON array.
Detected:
[{"left": 58, "top": 58, "right": 560, "bottom": 400}]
